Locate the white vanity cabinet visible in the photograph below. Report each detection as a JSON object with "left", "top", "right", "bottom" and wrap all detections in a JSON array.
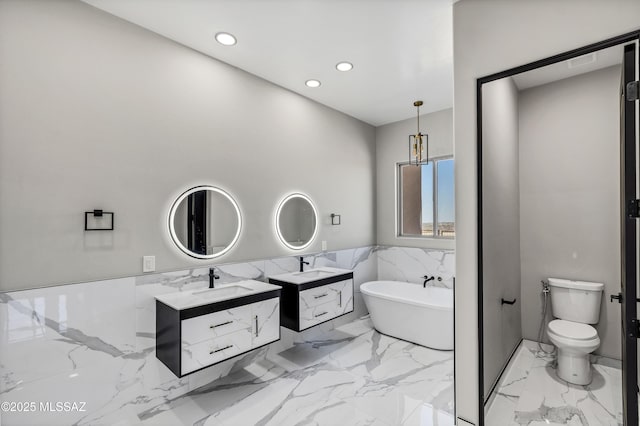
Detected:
[
  {"left": 268, "top": 268, "right": 353, "bottom": 332},
  {"left": 155, "top": 281, "right": 281, "bottom": 377}
]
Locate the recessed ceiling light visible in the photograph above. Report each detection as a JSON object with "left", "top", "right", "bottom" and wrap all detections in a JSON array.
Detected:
[
  {"left": 215, "top": 32, "right": 237, "bottom": 46},
  {"left": 336, "top": 62, "right": 353, "bottom": 72},
  {"left": 305, "top": 79, "right": 321, "bottom": 88}
]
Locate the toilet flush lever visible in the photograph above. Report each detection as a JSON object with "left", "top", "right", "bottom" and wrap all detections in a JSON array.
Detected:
[{"left": 610, "top": 293, "right": 622, "bottom": 303}]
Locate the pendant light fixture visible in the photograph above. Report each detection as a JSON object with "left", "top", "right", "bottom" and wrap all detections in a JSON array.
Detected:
[{"left": 408, "top": 100, "right": 428, "bottom": 166}]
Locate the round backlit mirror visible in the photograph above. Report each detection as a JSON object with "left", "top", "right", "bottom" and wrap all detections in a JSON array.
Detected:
[
  {"left": 275, "top": 193, "right": 318, "bottom": 250},
  {"left": 168, "top": 186, "right": 242, "bottom": 259}
]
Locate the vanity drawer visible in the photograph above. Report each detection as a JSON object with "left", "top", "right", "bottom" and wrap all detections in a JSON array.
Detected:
[
  {"left": 299, "top": 301, "right": 341, "bottom": 330},
  {"left": 299, "top": 280, "right": 349, "bottom": 310},
  {"left": 298, "top": 281, "right": 354, "bottom": 330},
  {"left": 181, "top": 305, "right": 252, "bottom": 346},
  {"left": 181, "top": 328, "right": 252, "bottom": 375}
]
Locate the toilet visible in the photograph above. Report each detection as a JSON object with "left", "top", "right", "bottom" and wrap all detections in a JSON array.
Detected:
[{"left": 546, "top": 278, "right": 604, "bottom": 385}]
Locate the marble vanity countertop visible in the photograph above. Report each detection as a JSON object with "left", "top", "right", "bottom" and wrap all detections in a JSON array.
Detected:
[
  {"left": 268, "top": 267, "right": 353, "bottom": 285},
  {"left": 155, "top": 280, "right": 281, "bottom": 311}
]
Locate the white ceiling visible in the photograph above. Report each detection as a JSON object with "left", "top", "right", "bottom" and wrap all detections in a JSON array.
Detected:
[
  {"left": 512, "top": 45, "right": 623, "bottom": 91},
  {"left": 81, "top": 0, "right": 453, "bottom": 126}
]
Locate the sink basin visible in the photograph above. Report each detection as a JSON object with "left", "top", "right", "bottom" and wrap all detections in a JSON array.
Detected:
[
  {"left": 192, "top": 285, "right": 254, "bottom": 300},
  {"left": 155, "top": 280, "right": 280, "bottom": 311},
  {"left": 294, "top": 269, "right": 334, "bottom": 279},
  {"left": 269, "top": 267, "right": 353, "bottom": 286}
]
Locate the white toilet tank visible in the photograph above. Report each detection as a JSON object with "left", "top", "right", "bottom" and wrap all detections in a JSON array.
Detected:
[{"left": 548, "top": 278, "right": 604, "bottom": 324}]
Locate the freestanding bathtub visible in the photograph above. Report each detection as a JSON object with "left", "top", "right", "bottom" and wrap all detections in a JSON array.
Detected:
[{"left": 360, "top": 280, "right": 453, "bottom": 350}]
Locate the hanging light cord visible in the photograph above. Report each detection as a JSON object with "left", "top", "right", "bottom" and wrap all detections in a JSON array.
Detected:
[{"left": 416, "top": 103, "right": 421, "bottom": 163}]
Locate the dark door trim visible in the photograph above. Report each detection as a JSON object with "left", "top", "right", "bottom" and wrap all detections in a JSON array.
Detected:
[
  {"left": 621, "top": 41, "right": 638, "bottom": 426},
  {"left": 476, "top": 30, "right": 640, "bottom": 426}
]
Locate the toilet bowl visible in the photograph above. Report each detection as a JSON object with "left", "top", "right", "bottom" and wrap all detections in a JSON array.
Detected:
[
  {"left": 546, "top": 278, "right": 604, "bottom": 386},
  {"left": 547, "top": 319, "right": 600, "bottom": 385}
]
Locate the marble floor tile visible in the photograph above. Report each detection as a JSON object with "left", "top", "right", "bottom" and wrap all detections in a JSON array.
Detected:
[
  {"left": 138, "top": 318, "right": 454, "bottom": 426},
  {"left": 485, "top": 339, "right": 622, "bottom": 426},
  {"left": 403, "top": 399, "right": 456, "bottom": 426}
]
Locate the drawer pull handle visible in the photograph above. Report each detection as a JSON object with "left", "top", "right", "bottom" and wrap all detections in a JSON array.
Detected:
[
  {"left": 254, "top": 315, "right": 259, "bottom": 337},
  {"left": 210, "top": 345, "right": 233, "bottom": 354},
  {"left": 314, "top": 294, "right": 328, "bottom": 299},
  {"left": 210, "top": 320, "right": 233, "bottom": 329},
  {"left": 315, "top": 312, "right": 328, "bottom": 318},
  {"left": 339, "top": 291, "right": 342, "bottom": 307}
]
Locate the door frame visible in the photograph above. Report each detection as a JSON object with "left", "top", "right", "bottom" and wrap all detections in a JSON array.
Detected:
[
  {"left": 621, "top": 41, "right": 638, "bottom": 426},
  {"left": 476, "top": 30, "right": 640, "bottom": 426}
]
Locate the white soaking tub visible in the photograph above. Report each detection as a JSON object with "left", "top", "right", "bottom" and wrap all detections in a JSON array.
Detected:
[{"left": 360, "top": 280, "right": 453, "bottom": 350}]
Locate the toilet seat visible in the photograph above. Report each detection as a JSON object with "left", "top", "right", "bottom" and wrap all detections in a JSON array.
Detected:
[{"left": 548, "top": 319, "right": 597, "bottom": 340}]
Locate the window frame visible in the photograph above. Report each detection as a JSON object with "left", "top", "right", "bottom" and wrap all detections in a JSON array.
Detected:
[{"left": 397, "top": 155, "right": 455, "bottom": 240}]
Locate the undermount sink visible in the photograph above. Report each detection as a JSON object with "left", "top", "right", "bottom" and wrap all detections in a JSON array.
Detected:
[
  {"left": 155, "top": 280, "right": 280, "bottom": 311},
  {"left": 192, "top": 285, "right": 254, "bottom": 299},
  {"left": 269, "top": 267, "right": 353, "bottom": 286},
  {"left": 293, "top": 269, "right": 334, "bottom": 279}
]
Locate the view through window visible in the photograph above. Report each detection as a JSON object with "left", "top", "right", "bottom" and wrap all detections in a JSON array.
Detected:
[{"left": 399, "top": 158, "right": 455, "bottom": 238}]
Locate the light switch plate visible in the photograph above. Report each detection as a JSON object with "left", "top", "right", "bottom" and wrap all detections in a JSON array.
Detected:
[
  {"left": 143, "top": 256, "right": 155, "bottom": 273},
  {"left": 321, "top": 240, "right": 327, "bottom": 251}
]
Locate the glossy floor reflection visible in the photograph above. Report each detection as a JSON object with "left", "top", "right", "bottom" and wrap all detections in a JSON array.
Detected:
[
  {"left": 142, "top": 318, "right": 455, "bottom": 426},
  {"left": 485, "top": 340, "right": 622, "bottom": 426}
]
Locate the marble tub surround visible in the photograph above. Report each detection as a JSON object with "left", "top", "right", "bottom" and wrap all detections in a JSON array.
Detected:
[
  {"left": 0, "top": 246, "right": 379, "bottom": 425},
  {"left": 485, "top": 340, "right": 622, "bottom": 426},
  {"left": 377, "top": 246, "right": 455, "bottom": 289},
  {"left": 139, "top": 317, "right": 455, "bottom": 426}
]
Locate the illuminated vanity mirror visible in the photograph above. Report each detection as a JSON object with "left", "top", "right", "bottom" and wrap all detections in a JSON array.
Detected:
[
  {"left": 275, "top": 193, "right": 318, "bottom": 250},
  {"left": 168, "top": 186, "right": 242, "bottom": 259}
]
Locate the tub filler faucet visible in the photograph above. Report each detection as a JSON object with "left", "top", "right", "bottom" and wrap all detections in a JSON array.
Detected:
[{"left": 423, "top": 275, "right": 435, "bottom": 287}]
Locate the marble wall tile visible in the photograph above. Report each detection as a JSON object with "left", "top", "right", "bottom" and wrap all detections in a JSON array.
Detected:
[
  {"left": 377, "top": 246, "right": 455, "bottom": 288},
  {"left": 264, "top": 257, "right": 299, "bottom": 277},
  {"left": 305, "top": 246, "right": 378, "bottom": 293},
  {"left": 0, "top": 277, "right": 136, "bottom": 390},
  {"left": 336, "top": 246, "right": 378, "bottom": 292},
  {"left": 214, "top": 261, "right": 266, "bottom": 284}
]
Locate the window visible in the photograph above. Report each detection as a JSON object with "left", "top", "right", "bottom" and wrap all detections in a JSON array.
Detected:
[{"left": 398, "top": 157, "right": 455, "bottom": 238}]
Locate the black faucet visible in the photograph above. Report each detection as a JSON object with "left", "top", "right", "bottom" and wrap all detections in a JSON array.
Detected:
[
  {"left": 299, "top": 256, "right": 310, "bottom": 272},
  {"left": 209, "top": 267, "right": 220, "bottom": 288},
  {"left": 423, "top": 275, "right": 435, "bottom": 288}
]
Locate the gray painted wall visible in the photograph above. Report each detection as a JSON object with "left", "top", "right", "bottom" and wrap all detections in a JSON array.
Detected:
[
  {"left": 453, "top": 0, "right": 640, "bottom": 422},
  {"left": 481, "top": 77, "right": 522, "bottom": 398},
  {"left": 519, "top": 66, "right": 621, "bottom": 359},
  {"left": 0, "top": 0, "right": 376, "bottom": 291},
  {"left": 376, "top": 108, "right": 454, "bottom": 250}
]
